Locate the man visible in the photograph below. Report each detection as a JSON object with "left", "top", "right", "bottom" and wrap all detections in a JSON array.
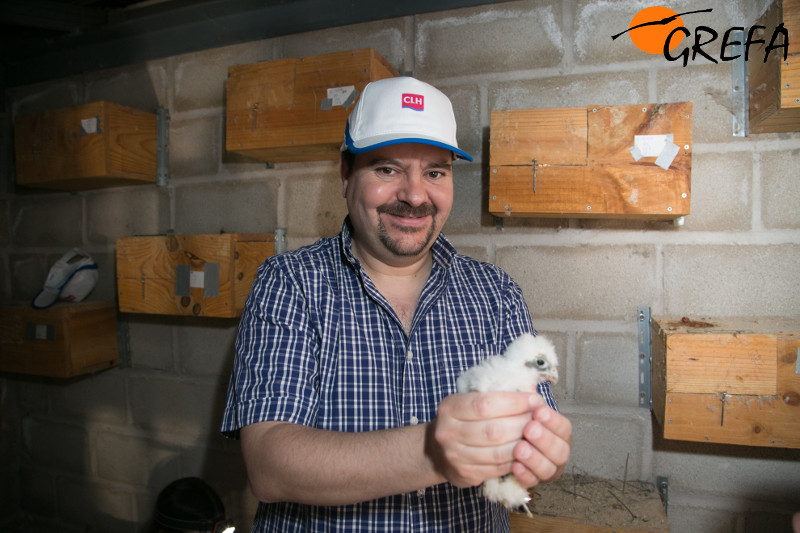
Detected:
[{"left": 221, "top": 76, "right": 572, "bottom": 532}]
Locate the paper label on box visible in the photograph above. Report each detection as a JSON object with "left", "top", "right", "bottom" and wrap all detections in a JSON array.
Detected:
[
  {"left": 327, "top": 86, "right": 357, "bottom": 107},
  {"left": 80, "top": 117, "right": 99, "bottom": 135},
  {"left": 35, "top": 324, "right": 49, "bottom": 340},
  {"left": 190, "top": 270, "right": 204, "bottom": 289},
  {"left": 629, "top": 134, "right": 679, "bottom": 169},
  {"left": 633, "top": 134, "right": 673, "bottom": 157}
]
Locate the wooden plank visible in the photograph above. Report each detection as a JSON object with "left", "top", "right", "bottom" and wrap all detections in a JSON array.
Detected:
[
  {"left": 0, "top": 302, "right": 118, "bottom": 378},
  {"left": 781, "top": 55, "right": 800, "bottom": 109},
  {"left": 226, "top": 49, "right": 398, "bottom": 162},
  {"left": 652, "top": 316, "right": 800, "bottom": 449},
  {"left": 234, "top": 240, "right": 273, "bottom": 311},
  {"left": 784, "top": 0, "right": 800, "bottom": 57},
  {"left": 489, "top": 108, "right": 587, "bottom": 166},
  {"left": 116, "top": 233, "right": 273, "bottom": 318},
  {"left": 665, "top": 334, "right": 777, "bottom": 395},
  {"left": 489, "top": 164, "right": 690, "bottom": 219},
  {"left": 14, "top": 101, "right": 156, "bottom": 190},
  {"left": 587, "top": 103, "right": 692, "bottom": 165}
]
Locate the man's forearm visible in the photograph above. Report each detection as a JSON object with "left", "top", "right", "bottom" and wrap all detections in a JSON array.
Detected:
[{"left": 241, "top": 420, "right": 446, "bottom": 506}]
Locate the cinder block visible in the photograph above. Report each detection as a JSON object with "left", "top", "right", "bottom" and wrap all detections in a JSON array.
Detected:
[
  {"left": 175, "top": 319, "right": 238, "bottom": 376},
  {"left": 8, "top": 80, "right": 79, "bottom": 118},
  {"left": 441, "top": 86, "right": 481, "bottom": 164},
  {"left": 57, "top": 477, "right": 135, "bottom": 528},
  {"left": 496, "top": 245, "right": 657, "bottom": 320},
  {"left": 452, "top": 245, "right": 488, "bottom": 263},
  {"left": 49, "top": 372, "right": 126, "bottom": 425},
  {"left": 565, "top": 408, "right": 649, "bottom": 480},
  {"left": 174, "top": 179, "right": 278, "bottom": 234},
  {"left": 169, "top": 116, "right": 221, "bottom": 179},
  {"left": 682, "top": 152, "right": 752, "bottom": 231},
  {"left": 282, "top": 19, "right": 407, "bottom": 70},
  {"left": 576, "top": 333, "right": 639, "bottom": 406},
  {"left": 128, "top": 316, "right": 175, "bottom": 370},
  {"left": 129, "top": 376, "right": 220, "bottom": 437},
  {"left": 10, "top": 253, "right": 47, "bottom": 302},
  {"left": 87, "top": 187, "right": 171, "bottom": 245},
  {"left": 85, "top": 63, "right": 168, "bottom": 113},
  {"left": 665, "top": 502, "right": 738, "bottom": 533},
  {"left": 657, "top": 64, "right": 735, "bottom": 144},
  {"left": 23, "top": 418, "right": 89, "bottom": 475},
  {"left": 444, "top": 165, "right": 483, "bottom": 233},
  {"left": 11, "top": 196, "right": 82, "bottom": 246},
  {"left": 95, "top": 431, "right": 181, "bottom": 487},
  {"left": 573, "top": 0, "right": 641, "bottom": 64},
  {"left": 415, "top": 0, "right": 564, "bottom": 78},
  {"left": 18, "top": 468, "right": 54, "bottom": 517},
  {"left": 761, "top": 149, "right": 800, "bottom": 229},
  {"left": 175, "top": 42, "right": 270, "bottom": 112},
  {"left": 489, "top": 72, "right": 649, "bottom": 112},
  {"left": 0, "top": 199, "right": 8, "bottom": 246},
  {"left": 663, "top": 244, "right": 800, "bottom": 317},
  {"left": 574, "top": 1, "right": 739, "bottom": 66},
  {"left": 284, "top": 168, "right": 348, "bottom": 238},
  {"left": 654, "top": 447, "right": 800, "bottom": 501}
]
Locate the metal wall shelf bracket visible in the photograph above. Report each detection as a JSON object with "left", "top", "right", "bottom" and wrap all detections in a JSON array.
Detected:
[
  {"left": 731, "top": 29, "right": 749, "bottom": 137},
  {"left": 657, "top": 475, "right": 669, "bottom": 516},
  {"left": 157, "top": 108, "right": 170, "bottom": 186},
  {"left": 638, "top": 306, "right": 652, "bottom": 409}
]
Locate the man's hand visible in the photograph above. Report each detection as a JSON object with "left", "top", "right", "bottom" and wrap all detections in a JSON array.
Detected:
[
  {"left": 511, "top": 404, "right": 572, "bottom": 486},
  {"left": 426, "top": 391, "right": 559, "bottom": 488}
]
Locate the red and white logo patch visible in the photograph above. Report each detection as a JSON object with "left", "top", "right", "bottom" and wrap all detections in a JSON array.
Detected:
[{"left": 402, "top": 93, "right": 424, "bottom": 111}]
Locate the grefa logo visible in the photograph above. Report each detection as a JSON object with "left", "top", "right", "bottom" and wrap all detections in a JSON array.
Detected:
[
  {"left": 402, "top": 93, "right": 424, "bottom": 111},
  {"left": 612, "top": 6, "right": 789, "bottom": 67}
]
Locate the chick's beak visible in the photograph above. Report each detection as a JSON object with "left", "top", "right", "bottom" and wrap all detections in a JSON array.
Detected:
[{"left": 545, "top": 368, "right": 558, "bottom": 385}]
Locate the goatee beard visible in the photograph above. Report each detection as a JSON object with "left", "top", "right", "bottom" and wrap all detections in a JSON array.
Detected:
[{"left": 376, "top": 202, "right": 438, "bottom": 257}]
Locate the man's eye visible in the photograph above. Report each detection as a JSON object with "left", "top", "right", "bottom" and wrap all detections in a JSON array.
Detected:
[
  {"left": 428, "top": 170, "right": 446, "bottom": 179},
  {"left": 376, "top": 167, "right": 397, "bottom": 175}
]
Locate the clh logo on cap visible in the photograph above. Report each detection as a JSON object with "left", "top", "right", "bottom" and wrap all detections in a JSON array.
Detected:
[{"left": 402, "top": 93, "right": 424, "bottom": 111}]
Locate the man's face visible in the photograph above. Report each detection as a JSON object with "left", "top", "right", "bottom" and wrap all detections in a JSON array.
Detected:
[{"left": 341, "top": 143, "right": 454, "bottom": 267}]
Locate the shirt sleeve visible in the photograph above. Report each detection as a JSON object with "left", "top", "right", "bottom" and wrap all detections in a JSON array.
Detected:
[{"left": 220, "top": 259, "right": 320, "bottom": 439}]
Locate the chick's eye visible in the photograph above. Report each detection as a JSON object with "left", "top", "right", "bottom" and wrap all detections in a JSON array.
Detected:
[{"left": 536, "top": 359, "right": 546, "bottom": 368}]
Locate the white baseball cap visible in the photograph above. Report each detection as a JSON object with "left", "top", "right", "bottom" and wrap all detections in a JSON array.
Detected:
[
  {"left": 31, "top": 248, "right": 98, "bottom": 309},
  {"left": 341, "top": 76, "right": 473, "bottom": 161}
]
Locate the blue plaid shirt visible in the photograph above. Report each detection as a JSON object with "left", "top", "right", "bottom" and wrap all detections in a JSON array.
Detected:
[{"left": 221, "top": 219, "right": 557, "bottom": 532}]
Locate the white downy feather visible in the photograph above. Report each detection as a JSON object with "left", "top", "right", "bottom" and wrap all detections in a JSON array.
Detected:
[{"left": 455, "top": 333, "right": 559, "bottom": 516}]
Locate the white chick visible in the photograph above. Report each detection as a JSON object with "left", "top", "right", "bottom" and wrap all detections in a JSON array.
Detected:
[{"left": 456, "top": 333, "right": 559, "bottom": 517}]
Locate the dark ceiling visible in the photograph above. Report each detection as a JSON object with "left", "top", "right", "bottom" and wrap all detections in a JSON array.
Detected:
[{"left": 1, "top": 0, "right": 506, "bottom": 93}]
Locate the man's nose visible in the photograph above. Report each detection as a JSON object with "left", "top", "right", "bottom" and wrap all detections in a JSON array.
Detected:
[{"left": 396, "top": 171, "right": 427, "bottom": 206}]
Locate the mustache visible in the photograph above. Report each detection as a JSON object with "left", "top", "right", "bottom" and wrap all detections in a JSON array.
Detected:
[{"left": 376, "top": 202, "right": 437, "bottom": 218}]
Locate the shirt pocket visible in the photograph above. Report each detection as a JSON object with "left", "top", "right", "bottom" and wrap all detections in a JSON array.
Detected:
[{"left": 435, "top": 343, "right": 499, "bottom": 397}]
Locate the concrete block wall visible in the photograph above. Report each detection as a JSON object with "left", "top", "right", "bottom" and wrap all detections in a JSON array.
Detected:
[{"left": 1, "top": 0, "right": 799, "bottom": 531}]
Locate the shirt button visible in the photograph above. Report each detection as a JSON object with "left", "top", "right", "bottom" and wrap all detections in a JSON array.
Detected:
[
  {"left": 417, "top": 488, "right": 426, "bottom": 497},
  {"left": 410, "top": 416, "right": 419, "bottom": 425},
  {"left": 406, "top": 350, "right": 413, "bottom": 359}
]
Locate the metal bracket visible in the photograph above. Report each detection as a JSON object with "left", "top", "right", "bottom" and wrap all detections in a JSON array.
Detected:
[
  {"left": 274, "top": 228, "right": 287, "bottom": 255},
  {"left": 731, "top": 29, "right": 749, "bottom": 137},
  {"left": 156, "top": 108, "right": 171, "bottom": 186},
  {"left": 638, "top": 306, "right": 652, "bottom": 409},
  {"left": 657, "top": 476, "right": 669, "bottom": 516}
]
